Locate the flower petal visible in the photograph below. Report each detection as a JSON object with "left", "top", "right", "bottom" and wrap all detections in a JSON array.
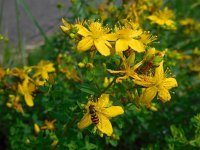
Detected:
[
  {"left": 97, "top": 114, "right": 113, "bottom": 136},
  {"left": 94, "top": 40, "right": 110, "bottom": 56},
  {"left": 62, "top": 18, "right": 72, "bottom": 29},
  {"left": 60, "top": 26, "right": 69, "bottom": 33},
  {"left": 77, "top": 113, "right": 92, "bottom": 129},
  {"left": 148, "top": 15, "right": 160, "bottom": 24},
  {"left": 140, "top": 86, "right": 157, "bottom": 105},
  {"left": 155, "top": 61, "right": 164, "bottom": 81},
  {"left": 133, "top": 74, "right": 155, "bottom": 87},
  {"left": 42, "top": 71, "right": 49, "bottom": 80},
  {"left": 115, "top": 39, "right": 129, "bottom": 52},
  {"left": 163, "top": 78, "right": 178, "bottom": 89},
  {"left": 128, "top": 39, "right": 145, "bottom": 52},
  {"left": 24, "top": 93, "right": 34, "bottom": 107},
  {"left": 77, "top": 37, "right": 93, "bottom": 52},
  {"left": 103, "top": 106, "right": 124, "bottom": 117},
  {"left": 75, "top": 24, "right": 91, "bottom": 37},
  {"left": 104, "top": 33, "right": 118, "bottom": 41},
  {"left": 158, "top": 87, "right": 171, "bottom": 102},
  {"left": 97, "top": 94, "right": 109, "bottom": 108}
]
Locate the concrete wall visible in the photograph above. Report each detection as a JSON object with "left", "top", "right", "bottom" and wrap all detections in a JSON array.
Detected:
[{"left": 0, "top": 0, "right": 71, "bottom": 45}]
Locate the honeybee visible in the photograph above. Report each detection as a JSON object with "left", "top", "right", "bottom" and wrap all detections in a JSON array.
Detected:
[{"left": 89, "top": 105, "right": 99, "bottom": 124}]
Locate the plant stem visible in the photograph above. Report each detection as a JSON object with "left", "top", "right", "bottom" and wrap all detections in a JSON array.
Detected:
[
  {"left": 15, "top": 0, "right": 24, "bottom": 65},
  {"left": 100, "top": 76, "right": 117, "bottom": 96},
  {"left": 16, "top": 0, "right": 50, "bottom": 45}
]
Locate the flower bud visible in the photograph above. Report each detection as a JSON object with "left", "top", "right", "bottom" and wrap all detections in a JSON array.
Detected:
[
  {"left": 69, "top": 33, "right": 76, "bottom": 39},
  {"left": 152, "top": 56, "right": 163, "bottom": 67},
  {"left": 6, "top": 102, "right": 12, "bottom": 108},
  {"left": 34, "top": 123, "right": 41, "bottom": 134},
  {"left": 86, "top": 63, "right": 94, "bottom": 70},
  {"left": 78, "top": 62, "right": 85, "bottom": 68}
]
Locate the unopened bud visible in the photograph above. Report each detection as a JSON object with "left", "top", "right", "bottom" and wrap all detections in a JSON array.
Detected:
[
  {"left": 152, "top": 56, "right": 163, "bottom": 67},
  {"left": 71, "top": 27, "right": 78, "bottom": 34},
  {"left": 86, "top": 63, "right": 94, "bottom": 70},
  {"left": 26, "top": 138, "right": 30, "bottom": 144},
  {"left": 34, "top": 123, "right": 41, "bottom": 134},
  {"left": 78, "top": 62, "right": 85, "bottom": 68},
  {"left": 6, "top": 102, "right": 12, "bottom": 108},
  {"left": 69, "top": 33, "right": 76, "bottom": 39}
]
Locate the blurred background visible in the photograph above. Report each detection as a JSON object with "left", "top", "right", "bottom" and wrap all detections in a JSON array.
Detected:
[
  {"left": 0, "top": 0, "right": 71, "bottom": 44},
  {"left": 0, "top": 0, "right": 71, "bottom": 64}
]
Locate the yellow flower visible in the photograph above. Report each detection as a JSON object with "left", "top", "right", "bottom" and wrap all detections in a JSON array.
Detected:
[
  {"left": 147, "top": 7, "right": 176, "bottom": 29},
  {"left": 140, "top": 31, "right": 157, "bottom": 45},
  {"left": 76, "top": 21, "right": 117, "bottom": 56},
  {"left": 18, "top": 82, "right": 36, "bottom": 107},
  {"left": 77, "top": 94, "right": 124, "bottom": 136},
  {"left": 107, "top": 53, "right": 142, "bottom": 83},
  {"left": 60, "top": 18, "right": 73, "bottom": 33},
  {"left": 180, "top": 18, "right": 195, "bottom": 26},
  {"left": 41, "top": 119, "right": 56, "bottom": 131},
  {"left": 10, "top": 68, "right": 31, "bottom": 86},
  {"left": 10, "top": 68, "right": 36, "bottom": 107},
  {"left": 134, "top": 61, "right": 178, "bottom": 105},
  {"left": 33, "top": 61, "right": 55, "bottom": 80},
  {"left": 33, "top": 61, "right": 55, "bottom": 85},
  {"left": 167, "top": 50, "right": 191, "bottom": 60},
  {"left": 115, "top": 22, "right": 145, "bottom": 53},
  {"left": 60, "top": 67, "right": 81, "bottom": 82},
  {"left": 179, "top": 18, "right": 200, "bottom": 34},
  {"left": 6, "top": 95, "right": 24, "bottom": 114}
]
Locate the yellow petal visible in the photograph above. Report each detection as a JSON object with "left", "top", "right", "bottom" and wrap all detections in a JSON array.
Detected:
[
  {"left": 148, "top": 15, "right": 159, "bottom": 22},
  {"left": 103, "top": 106, "right": 124, "bottom": 117},
  {"left": 75, "top": 24, "right": 91, "bottom": 37},
  {"left": 89, "top": 22, "right": 103, "bottom": 33},
  {"left": 115, "top": 39, "right": 129, "bottom": 52},
  {"left": 158, "top": 87, "right": 171, "bottom": 102},
  {"left": 77, "top": 113, "right": 92, "bottom": 129},
  {"left": 128, "top": 39, "right": 145, "bottom": 52},
  {"left": 94, "top": 40, "right": 110, "bottom": 56},
  {"left": 18, "top": 84, "right": 25, "bottom": 95},
  {"left": 62, "top": 18, "right": 72, "bottom": 29},
  {"left": 133, "top": 75, "right": 155, "bottom": 87},
  {"left": 140, "top": 86, "right": 157, "bottom": 105},
  {"left": 155, "top": 61, "right": 164, "bottom": 81},
  {"left": 97, "top": 94, "right": 109, "bottom": 108},
  {"left": 163, "top": 78, "right": 178, "bottom": 89},
  {"left": 60, "top": 26, "right": 69, "bottom": 33},
  {"left": 77, "top": 37, "right": 93, "bottom": 52},
  {"left": 97, "top": 114, "right": 113, "bottom": 136},
  {"left": 46, "top": 64, "right": 55, "bottom": 72},
  {"left": 166, "top": 20, "right": 174, "bottom": 26},
  {"left": 104, "top": 33, "right": 118, "bottom": 41},
  {"left": 24, "top": 93, "right": 34, "bottom": 107},
  {"left": 42, "top": 71, "right": 49, "bottom": 80},
  {"left": 130, "top": 29, "right": 143, "bottom": 37}
]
